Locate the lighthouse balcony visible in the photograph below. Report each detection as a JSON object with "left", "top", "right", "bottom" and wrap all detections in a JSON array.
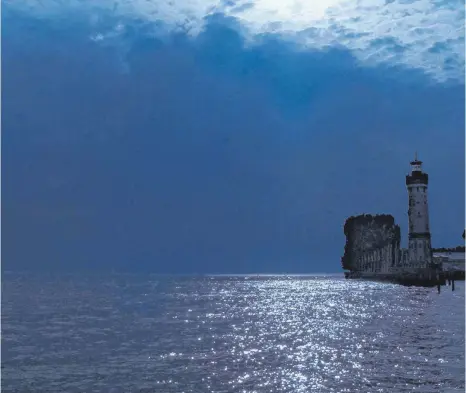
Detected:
[{"left": 406, "top": 173, "right": 428, "bottom": 185}]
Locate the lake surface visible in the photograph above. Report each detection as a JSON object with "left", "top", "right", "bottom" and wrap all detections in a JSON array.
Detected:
[{"left": 2, "top": 273, "right": 464, "bottom": 392}]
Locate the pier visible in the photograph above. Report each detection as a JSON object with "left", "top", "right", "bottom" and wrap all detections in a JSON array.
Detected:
[{"left": 342, "top": 154, "right": 465, "bottom": 289}]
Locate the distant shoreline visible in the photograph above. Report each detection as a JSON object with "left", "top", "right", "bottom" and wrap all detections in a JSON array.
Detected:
[{"left": 432, "top": 246, "right": 465, "bottom": 252}]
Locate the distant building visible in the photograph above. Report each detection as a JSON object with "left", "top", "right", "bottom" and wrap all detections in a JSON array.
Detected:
[{"left": 433, "top": 252, "right": 465, "bottom": 273}]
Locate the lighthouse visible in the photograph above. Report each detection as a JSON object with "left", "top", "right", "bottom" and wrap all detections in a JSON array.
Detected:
[{"left": 406, "top": 153, "right": 432, "bottom": 267}]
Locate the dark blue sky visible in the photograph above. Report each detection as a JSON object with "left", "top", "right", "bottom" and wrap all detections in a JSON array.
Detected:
[{"left": 2, "top": 1, "right": 465, "bottom": 273}]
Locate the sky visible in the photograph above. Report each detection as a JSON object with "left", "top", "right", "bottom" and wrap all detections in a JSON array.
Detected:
[{"left": 2, "top": 0, "right": 465, "bottom": 274}]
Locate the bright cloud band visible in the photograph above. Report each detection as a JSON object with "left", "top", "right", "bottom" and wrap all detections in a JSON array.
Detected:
[{"left": 4, "top": 0, "right": 465, "bottom": 82}]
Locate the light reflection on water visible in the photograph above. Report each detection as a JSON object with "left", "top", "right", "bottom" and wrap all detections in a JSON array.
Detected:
[{"left": 2, "top": 273, "right": 464, "bottom": 392}]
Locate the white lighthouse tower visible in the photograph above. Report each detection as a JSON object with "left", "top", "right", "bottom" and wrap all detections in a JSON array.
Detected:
[{"left": 406, "top": 153, "right": 432, "bottom": 267}]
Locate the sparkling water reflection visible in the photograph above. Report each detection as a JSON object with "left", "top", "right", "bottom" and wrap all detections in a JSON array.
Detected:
[{"left": 2, "top": 273, "right": 464, "bottom": 392}]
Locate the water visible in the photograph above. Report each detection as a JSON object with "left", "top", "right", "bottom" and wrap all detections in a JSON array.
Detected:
[{"left": 2, "top": 273, "right": 464, "bottom": 392}]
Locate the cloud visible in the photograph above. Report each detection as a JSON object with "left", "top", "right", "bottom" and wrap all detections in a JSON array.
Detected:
[{"left": 3, "top": 0, "right": 465, "bottom": 82}]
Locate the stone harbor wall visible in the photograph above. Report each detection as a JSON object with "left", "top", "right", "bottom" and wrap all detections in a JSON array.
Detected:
[{"left": 341, "top": 214, "right": 401, "bottom": 273}]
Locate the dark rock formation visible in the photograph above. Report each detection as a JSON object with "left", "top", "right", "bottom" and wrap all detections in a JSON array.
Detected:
[{"left": 341, "top": 214, "right": 401, "bottom": 271}]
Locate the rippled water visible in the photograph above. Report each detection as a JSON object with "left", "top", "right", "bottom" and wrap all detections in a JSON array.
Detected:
[{"left": 2, "top": 273, "right": 465, "bottom": 392}]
